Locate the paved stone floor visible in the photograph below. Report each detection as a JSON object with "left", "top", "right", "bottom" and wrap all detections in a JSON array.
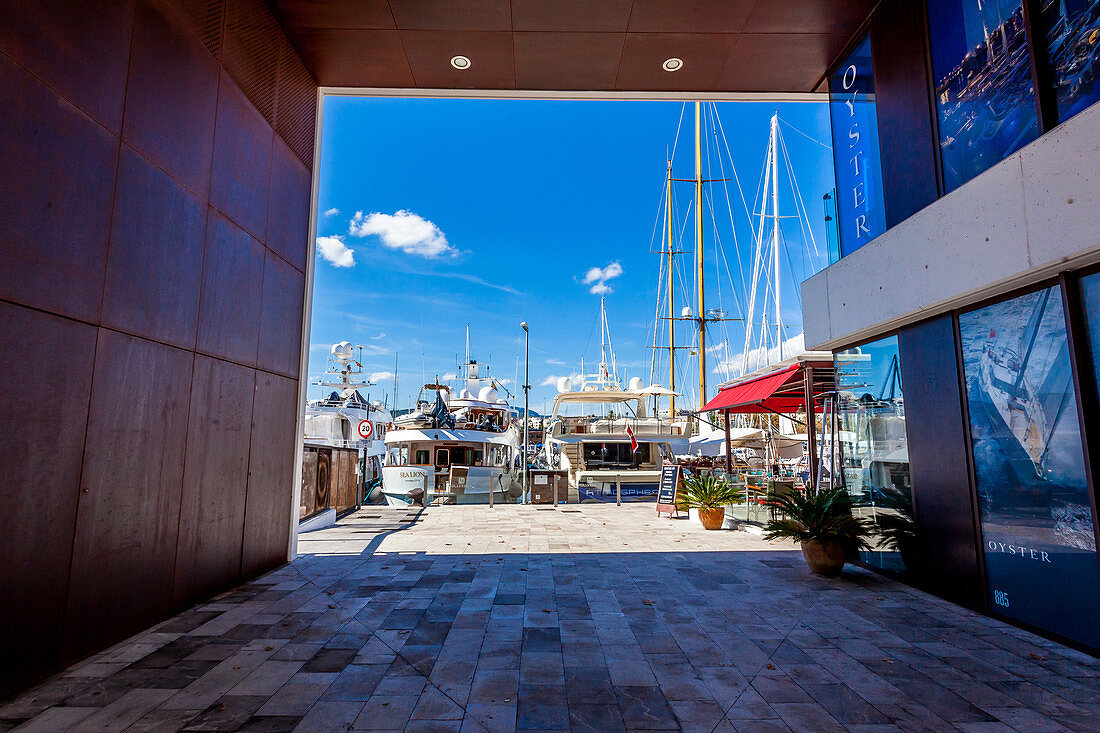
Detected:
[{"left": 3, "top": 505, "right": 1100, "bottom": 732}]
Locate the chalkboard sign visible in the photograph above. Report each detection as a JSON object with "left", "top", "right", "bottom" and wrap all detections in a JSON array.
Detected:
[{"left": 656, "top": 464, "right": 680, "bottom": 517}]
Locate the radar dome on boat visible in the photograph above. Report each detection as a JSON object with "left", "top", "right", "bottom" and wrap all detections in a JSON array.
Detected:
[
  {"left": 628, "top": 377, "right": 644, "bottom": 391},
  {"left": 681, "top": 306, "right": 693, "bottom": 319},
  {"left": 556, "top": 377, "right": 572, "bottom": 394},
  {"left": 460, "top": 388, "right": 473, "bottom": 400},
  {"left": 478, "top": 386, "right": 498, "bottom": 403},
  {"left": 331, "top": 341, "right": 354, "bottom": 361},
  {"left": 438, "top": 388, "right": 450, "bottom": 403}
]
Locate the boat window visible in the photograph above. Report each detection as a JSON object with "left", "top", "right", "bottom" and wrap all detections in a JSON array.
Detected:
[
  {"left": 445, "top": 446, "right": 474, "bottom": 466},
  {"left": 582, "top": 442, "right": 650, "bottom": 468},
  {"left": 414, "top": 449, "right": 430, "bottom": 465},
  {"left": 435, "top": 449, "right": 449, "bottom": 467},
  {"left": 473, "top": 449, "right": 483, "bottom": 466}
]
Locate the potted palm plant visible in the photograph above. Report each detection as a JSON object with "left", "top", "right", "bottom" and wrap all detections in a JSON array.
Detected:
[
  {"left": 764, "top": 485, "right": 872, "bottom": 576},
  {"left": 678, "top": 472, "right": 744, "bottom": 529}
]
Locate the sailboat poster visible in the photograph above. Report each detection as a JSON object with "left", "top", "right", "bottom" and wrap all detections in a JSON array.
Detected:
[{"left": 959, "top": 286, "right": 1100, "bottom": 648}]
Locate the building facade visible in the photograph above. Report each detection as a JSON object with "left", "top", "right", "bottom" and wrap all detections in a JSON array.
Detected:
[
  {"left": 0, "top": 0, "right": 315, "bottom": 695},
  {"left": 804, "top": 0, "right": 1100, "bottom": 652}
]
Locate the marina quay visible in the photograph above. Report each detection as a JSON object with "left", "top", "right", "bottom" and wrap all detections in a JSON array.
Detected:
[{"left": 4, "top": 0, "right": 1100, "bottom": 730}]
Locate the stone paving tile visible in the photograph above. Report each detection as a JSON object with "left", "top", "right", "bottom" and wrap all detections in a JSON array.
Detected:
[{"left": 4, "top": 505, "right": 1100, "bottom": 731}]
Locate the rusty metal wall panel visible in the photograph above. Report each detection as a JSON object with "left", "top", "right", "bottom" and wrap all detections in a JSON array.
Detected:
[
  {"left": 0, "top": 53, "right": 118, "bottom": 323},
  {"left": 174, "top": 356, "right": 256, "bottom": 607},
  {"left": 241, "top": 371, "right": 297, "bottom": 577},
  {"left": 196, "top": 210, "right": 265, "bottom": 366},
  {"left": 64, "top": 330, "right": 194, "bottom": 663},
  {"left": 300, "top": 447, "right": 318, "bottom": 518},
  {"left": 334, "top": 447, "right": 358, "bottom": 511},
  {"left": 0, "top": 304, "right": 96, "bottom": 696},
  {"left": 266, "top": 136, "right": 312, "bottom": 271},
  {"left": 209, "top": 70, "right": 273, "bottom": 241},
  {"left": 257, "top": 249, "right": 305, "bottom": 378},
  {"left": 171, "top": 0, "right": 225, "bottom": 59},
  {"left": 0, "top": 0, "right": 133, "bottom": 132},
  {"left": 125, "top": 0, "right": 220, "bottom": 197},
  {"left": 0, "top": 0, "right": 315, "bottom": 694},
  {"left": 101, "top": 147, "right": 208, "bottom": 350},
  {"left": 316, "top": 448, "right": 333, "bottom": 510}
]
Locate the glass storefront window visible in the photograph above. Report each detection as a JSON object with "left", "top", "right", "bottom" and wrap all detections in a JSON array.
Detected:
[
  {"left": 835, "top": 337, "right": 912, "bottom": 574},
  {"left": 1036, "top": 0, "right": 1100, "bottom": 124},
  {"left": 959, "top": 285, "right": 1100, "bottom": 648},
  {"left": 928, "top": 0, "right": 1039, "bottom": 192},
  {"left": 828, "top": 34, "right": 887, "bottom": 259}
]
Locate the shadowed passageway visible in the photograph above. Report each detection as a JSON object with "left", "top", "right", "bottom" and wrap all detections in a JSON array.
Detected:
[{"left": 2, "top": 505, "right": 1098, "bottom": 731}]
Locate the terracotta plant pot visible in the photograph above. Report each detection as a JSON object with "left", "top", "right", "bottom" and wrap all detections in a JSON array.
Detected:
[
  {"left": 698, "top": 507, "right": 725, "bottom": 530},
  {"left": 800, "top": 539, "right": 846, "bottom": 576}
]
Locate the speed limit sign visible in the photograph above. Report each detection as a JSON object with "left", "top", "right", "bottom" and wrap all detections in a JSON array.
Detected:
[{"left": 357, "top": 420, "right": 374, "bottom": 439}]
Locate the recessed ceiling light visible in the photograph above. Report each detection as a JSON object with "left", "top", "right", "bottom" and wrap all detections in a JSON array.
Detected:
[
  {"left": 662, "top": 57, "right": 684, "bottom": 72},
  {"left": 450, "top": 55, "right": 471, "bottom": 70}
]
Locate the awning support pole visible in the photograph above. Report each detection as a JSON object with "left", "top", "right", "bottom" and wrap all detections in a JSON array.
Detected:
[
  {"left": 803, "top": 365, "right": 817, "bottom": 493},
  {"left": 724, "top": 409, "right": 733, "bottom": 474}
]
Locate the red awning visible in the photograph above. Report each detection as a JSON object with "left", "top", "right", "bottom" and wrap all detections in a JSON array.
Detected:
[{"left": 700, "top": 364, "right": 806, "bottom": 414}]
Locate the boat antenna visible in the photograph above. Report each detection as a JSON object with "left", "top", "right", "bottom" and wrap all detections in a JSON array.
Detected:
[{"left": 393, "top": 352, "right": 399, "bottom": 412}]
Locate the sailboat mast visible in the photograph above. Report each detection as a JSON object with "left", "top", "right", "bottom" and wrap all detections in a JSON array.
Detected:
[
  {"left": 770, "top": 113, "right": 783, "bottom": 360},
  {"left": 667, "top": 157, "right": 675, "bottom": 418},
  {"left": 600, "top": 296, "right": 608, "bottom": 382},
  {"left": 695, "top": 101, "right": 706, "bottom": 410}
]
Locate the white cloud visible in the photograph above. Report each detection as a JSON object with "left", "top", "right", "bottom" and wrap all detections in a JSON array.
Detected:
[
  {"left": 349, "top": 210, "right": 455, "bottom": 258},
  {"left": 324, "top": 207, "right": 339, "bottom": 216},
  {"left": 433, "top": 271, "right": 519, "bottom": 295},
  {"left": 546, "top": 358, "right": 565, "bottom": 366},
  {"left": 442, "top": 372, "right": 459, "bottom": 381},
  {"left": 371, "top": 332, "right": 387, "bottom": 340},
  {"left": 715, "top": 332, "right": 805, "bottom": 379},
  {"left": 540, "top": 373, "right": 583, "bottom": 388},
  {"left": 581, "top": 261, "right": 623, "bottom": 294},
  {"left": 368, "top": 371, "right": 394, "bottom": 382},
  {"left": 316, "top": 235, "right": 355, "bottom": 267}
]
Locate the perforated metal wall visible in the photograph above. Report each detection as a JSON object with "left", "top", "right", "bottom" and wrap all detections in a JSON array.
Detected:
[
  {"left": 275, "top": 35, "right": 317, "bottom": 170},
  {"left": 170, "top": 0, "right": 316, "bottom": 169}
]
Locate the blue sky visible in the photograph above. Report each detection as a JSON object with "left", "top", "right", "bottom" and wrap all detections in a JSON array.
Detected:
[{"left": 309, "top": 97, "right": 834, "bottom": 414}]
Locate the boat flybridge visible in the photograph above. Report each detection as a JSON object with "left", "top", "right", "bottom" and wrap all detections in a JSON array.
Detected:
[
  {"left": 544, "top": 374, "right": 690, "bottom": 503},
  {"left": 382, "top": 352, "right": 523, "bottom": 507},
  {"left": 303, "top": 341, "right": 392, "bottom": 477}
]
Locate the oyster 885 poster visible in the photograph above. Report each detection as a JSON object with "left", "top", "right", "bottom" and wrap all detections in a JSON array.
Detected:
[{"left": 959, "top": 285, "right": 1100, "bottom": 647}]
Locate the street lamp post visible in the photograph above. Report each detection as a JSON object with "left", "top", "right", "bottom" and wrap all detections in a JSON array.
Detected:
[{"left": 521, "top": 322, "right": 530, "bottom": 504}]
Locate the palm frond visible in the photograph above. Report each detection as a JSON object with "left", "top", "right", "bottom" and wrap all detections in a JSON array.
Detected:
[
  {"left": 763, "top": 485, "right": 873, "bottom": 548},
  {"left": 678, "top": 472, "right": 744, "bottom": 509}
]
